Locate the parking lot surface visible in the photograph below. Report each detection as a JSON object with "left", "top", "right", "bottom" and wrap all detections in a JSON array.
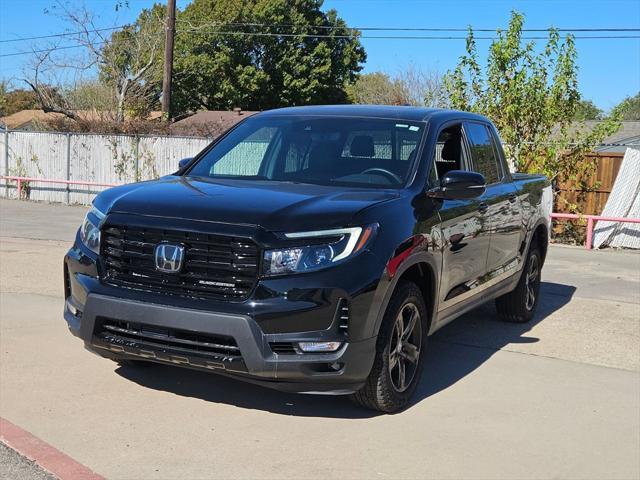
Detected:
[{"left": 1, "top": 199, "right": 639, "bottom": 479}]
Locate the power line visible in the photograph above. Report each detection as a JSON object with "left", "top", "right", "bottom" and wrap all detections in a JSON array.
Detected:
[
  {"left": 180, "top": 22, "right": 640, "bottom": 33},
  {"left": 0, "top": 42, "right": 107, "bottom": 58},
  {"left": 2, "top": 29, "right": 638, "bottom": 58},
  {"left": 176, "top": 29, "right": 640, "bottom": 40},
  {"left": 1, "top": 23, "right": 639, "bottom": 44},
  {"left": 0, "top": 26, "right": 126, "bottom": 44}
]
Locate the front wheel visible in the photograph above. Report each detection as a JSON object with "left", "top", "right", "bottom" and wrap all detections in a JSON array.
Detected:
[
  {"left": 351, "top": 281, "right": 428, "bottom": 413},
  {"left": 495, "top": 246, "right": 542, "bottom": 323}
]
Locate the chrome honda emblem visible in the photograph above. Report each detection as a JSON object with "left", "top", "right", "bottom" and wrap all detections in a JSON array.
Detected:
[{"left": 154, "top": 243, "right": 185, "bottom": 273}]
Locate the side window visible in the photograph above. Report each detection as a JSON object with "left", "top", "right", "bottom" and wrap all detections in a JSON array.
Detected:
[
  {"left": 432, "top": 123, "right": 465, "bottom": 180},
  {"left": 464, "top": 122, "right": 501, "bottom": 184},
  {"left": 488, "top": 127, "right": 508, "bottom": 174},
  {"left": 427, "top": 162, "right": 439, "bottom": 188},
  {"left": 211, "top": 126, "right": 278, "bottom": 176}
]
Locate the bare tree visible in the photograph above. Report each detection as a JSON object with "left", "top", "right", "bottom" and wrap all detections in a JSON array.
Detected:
[
  {"left": 348, "top": 66, "right": 447, "bottom": 108},
  {"left": 396, "top": 66, "right": 447, "bottom": 108},
  {"left": 24, "top": 47, "right": 81, "bottom": 120},
  {"left": 23, "top": 1, "right": 163, "bottom": 123}
]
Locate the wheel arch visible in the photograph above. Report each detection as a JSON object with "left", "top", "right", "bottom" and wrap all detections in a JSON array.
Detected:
[
  {"left": 367, "top": 252, "right": 439, "bottom": 339},
  {"left": 398, "top": 262, "right": 436, "bottom": 332},
  {"left": 529, "top": 220, "right": 549, "bottom": 264}
]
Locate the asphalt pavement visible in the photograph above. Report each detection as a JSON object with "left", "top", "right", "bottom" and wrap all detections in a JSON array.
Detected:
[{"left": 0, "top": 443, "right": 55, "bottom": 480}]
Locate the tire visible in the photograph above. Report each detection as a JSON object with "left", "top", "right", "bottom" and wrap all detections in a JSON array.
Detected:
[
  {"left": 495, "top": 246, "right": 542, "bottom": 323},
  {"left": 351, "top": 281, "right": 428, "bottom": 413}
]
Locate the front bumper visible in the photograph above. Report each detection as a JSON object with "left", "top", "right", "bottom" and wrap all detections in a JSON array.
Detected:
[{"left": 64, "top": 241, "right": 380, "bottom": 394}]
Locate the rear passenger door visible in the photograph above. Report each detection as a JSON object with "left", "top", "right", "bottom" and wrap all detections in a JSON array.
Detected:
[{"left": 463, "top": 121, "right": 523, "bottom": 279}]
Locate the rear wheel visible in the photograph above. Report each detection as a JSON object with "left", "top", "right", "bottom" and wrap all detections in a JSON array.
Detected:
[
  {"left": 351, "top": 281, "right": 428, "bottom": 413},
  {"left": 495, "top": 246, "right": 542, "bottom": 323}
]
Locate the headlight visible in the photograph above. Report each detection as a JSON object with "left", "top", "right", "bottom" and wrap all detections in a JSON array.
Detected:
[
  {"left": 79, "top": 206, "right": 105, "bottom": 254},
  {"left": 263, "top": 225, "right": 377, "bottom": 276}
]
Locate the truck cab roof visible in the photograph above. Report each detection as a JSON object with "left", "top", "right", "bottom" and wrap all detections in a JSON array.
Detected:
[{"left": 256, "top": 105, "right": 491, "bottom": 124}]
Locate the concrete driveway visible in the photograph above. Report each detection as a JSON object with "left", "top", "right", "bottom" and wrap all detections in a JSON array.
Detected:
[{"left": 1, "top": 199, "right": 639, "bottom": 479}]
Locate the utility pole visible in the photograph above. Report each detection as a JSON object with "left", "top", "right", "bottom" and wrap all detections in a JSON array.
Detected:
[{"left": 161, "top": 0, "right": 177, "bottom": 119}]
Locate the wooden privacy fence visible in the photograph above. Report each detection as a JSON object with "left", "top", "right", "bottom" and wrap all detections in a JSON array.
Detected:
[
  {"left": 554, "top": 152, "right": 625, "bottom": 215},
  {"left": 552, "top": 151, "right": 626, "bottom": 243}
]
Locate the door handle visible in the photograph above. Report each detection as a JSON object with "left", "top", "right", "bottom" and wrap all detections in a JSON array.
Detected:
[
  {"left": 507, "top": 193, "right": 517, "bottom": 203},
  {"left": 478, "top": 202, "right": 489, "bottom": 214}
]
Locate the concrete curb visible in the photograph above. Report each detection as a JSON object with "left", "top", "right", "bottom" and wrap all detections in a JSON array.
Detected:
[{"left": 0, "top": 417, "right": 104, "bottom": 480}]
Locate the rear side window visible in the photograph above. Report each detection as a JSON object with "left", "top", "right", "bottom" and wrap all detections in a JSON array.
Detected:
[{"left": 464, "top": 122, "right": 501, "bottom": 184}]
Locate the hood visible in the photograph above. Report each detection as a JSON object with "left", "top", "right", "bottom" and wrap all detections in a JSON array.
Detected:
[{"left": 93, "top": 176, "right": 400, "bottom": 232}]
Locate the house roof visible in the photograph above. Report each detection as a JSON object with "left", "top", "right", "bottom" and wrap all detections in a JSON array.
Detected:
[
  {"left": 594, "top": 120, "right": 640, "bottom": 143},
  {"left": 170, "top": 109, "right": 258, "bottom": 136},
  {"left": 576, "top": 121, "right": 640, "bottom": 153},
  {"left": 0, "top": 109, "right": 163, "bottom": 130},
  {"left": 0, "top": 109, "right": 64, "bottom": 129}
]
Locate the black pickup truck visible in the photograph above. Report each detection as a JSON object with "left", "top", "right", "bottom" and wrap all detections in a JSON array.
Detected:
[{"left": 64, "top": 106, "right": 552, "bottom": 413}]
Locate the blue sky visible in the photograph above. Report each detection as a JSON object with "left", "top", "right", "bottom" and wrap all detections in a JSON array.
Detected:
[{"left": 1, "top": 0, "right": 639, "bottom": 111}]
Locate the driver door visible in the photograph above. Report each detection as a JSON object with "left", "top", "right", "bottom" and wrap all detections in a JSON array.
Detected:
[{"left": 432, "top": 123, "right": 492, "bottom": 315}]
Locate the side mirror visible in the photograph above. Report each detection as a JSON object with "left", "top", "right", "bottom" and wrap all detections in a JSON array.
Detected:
[
  {"left": 178, "top": 157, "right": 193, "bottom": 169},
  {"left": 427, "top": 170, "right": 486, "bottom": 200}
]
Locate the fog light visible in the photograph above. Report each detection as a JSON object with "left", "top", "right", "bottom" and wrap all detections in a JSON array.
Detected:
[
  {"left": 66, "top": 299, "right": 82, "bottom": 317},
  {"left": 298, "top": 341, "right": 342, "bottom": 352}
]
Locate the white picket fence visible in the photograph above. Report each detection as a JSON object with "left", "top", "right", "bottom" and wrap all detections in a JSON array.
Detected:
[{"left": 0, "top": 130, "right": 212, "bottom": 205}]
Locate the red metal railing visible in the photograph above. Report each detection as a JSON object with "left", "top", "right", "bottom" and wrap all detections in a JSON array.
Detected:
[
  {"left": 551, "top": 213, "right": 640, "bottom": 250},
  {"left": 1, "top": 175, "right": 118, "bottom": 200},
  {"left": 2, "top": 175, "right": 639, "bottom": 250}
]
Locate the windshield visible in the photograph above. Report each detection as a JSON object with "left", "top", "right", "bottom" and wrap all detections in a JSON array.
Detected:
[{"left": 186, "top": 115, "right": 424, "bottom": 188}]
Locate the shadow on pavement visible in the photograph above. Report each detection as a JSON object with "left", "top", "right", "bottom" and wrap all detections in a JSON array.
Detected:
[
  {"left": 116, "top": 281, "right": 575, "bottom": 417},
  {"left": 116, "top": 362, "right": 373, "bottom": 418},
  {"left": 415, "top": 281, "right": 576, "bottom": 403}
]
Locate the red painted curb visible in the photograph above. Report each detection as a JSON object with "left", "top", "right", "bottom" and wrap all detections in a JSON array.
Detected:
[{"left": 0, "top": 417, "right": 105, "bottom": 480}]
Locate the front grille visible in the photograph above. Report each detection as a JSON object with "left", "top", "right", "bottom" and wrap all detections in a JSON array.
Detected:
[
  {"left": 100, "top": 225, "right": 259, "bottom": 300},
  {"left": 96, "top": 318, "right": 242, "bottom": 361}
]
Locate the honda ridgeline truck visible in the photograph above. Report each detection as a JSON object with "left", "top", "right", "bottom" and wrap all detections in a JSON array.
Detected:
[{"left": 64, "top": 106, "right": 552, "bottom": 413}]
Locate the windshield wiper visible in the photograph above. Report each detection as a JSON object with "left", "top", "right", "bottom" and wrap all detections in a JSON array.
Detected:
[{"left": 205, "top": 174, "right": 270, "bottom": 180}]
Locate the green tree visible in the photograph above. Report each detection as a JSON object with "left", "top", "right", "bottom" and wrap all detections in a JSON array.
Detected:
[
  {"left": 0, "top": 81, "right": 7, "bottom": 117},
  {"left": 612, "top": 92, "right": 640, "bottom": 120},
  {"left": 444, "top": 11, "right": 620, "bottom": 184},
  {"left": 347, "top": 72, "right": 402, "bottom": 105},
  {"left": 574, "top": 99, "right": 603, "bottom": 120},
  {"left": 170, "top": 0, "right": 365, "bottom": 113},
  {"left": 0, "top": 88, "right": 39, "bottom": 117}
]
